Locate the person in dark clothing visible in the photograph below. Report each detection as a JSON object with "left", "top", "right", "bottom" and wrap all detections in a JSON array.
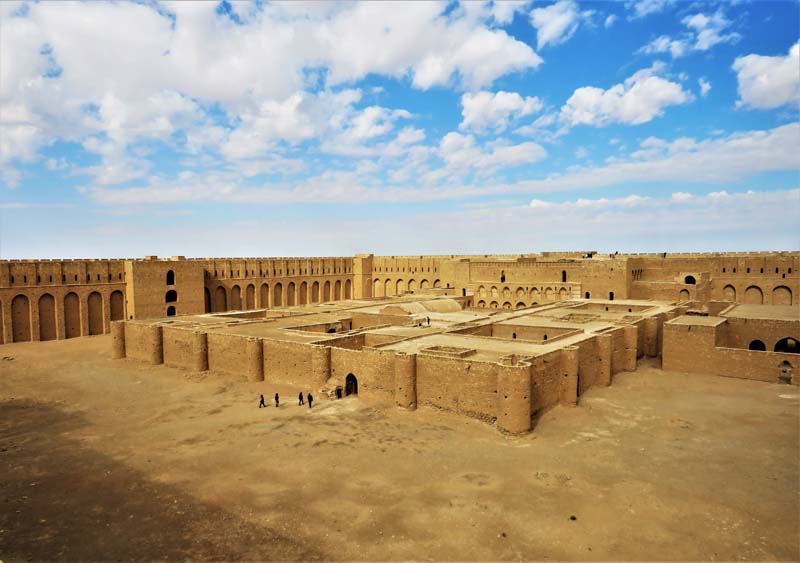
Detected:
[
  {"left": 307, "top": 393, "right": 313, "bottom": 409},
  {"left": 298, "top": 392, "right": 305, "bottom": 406},
  {"left": 274, "top": 393, "right": 280, "bottom": 407},
  {"left": 258, "top": 394, "right": 266, "bottom": 408},
  {"left": 426, "top": 316, "right": 430, "bottom": 326}
]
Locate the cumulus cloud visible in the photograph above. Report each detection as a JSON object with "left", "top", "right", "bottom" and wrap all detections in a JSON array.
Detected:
[
  {"left": 560, "top": 63, "right": 692, "bottom": 127},
  {"left": 83, "top": 123, "right": 799, "bottom": 207},
  {"left": 459, "top": 91, "right": 543, "bottom": 133},
  {"left": 490, "top": 0, "right": 530, "bottom": 24},
  {"left": 626, "top": 0, "right": 673, "bottom": 19},
  {"left": 0, "top": 1, "right": 542, "bottom": 185},
  {"left": 733, "top": 43, "right": 800, "bottom": 110},
  {"left": 698, "top": 78, "right": 712, "bottom": 97},
  {"left": 604, "top": 14, "right": 617, "bottom": 28},
  {"left": 638, "top": 9, "right": 740, "bottom": 58},
  {"left": 530, "top": 0, "right": 590, "bottom": 49}
]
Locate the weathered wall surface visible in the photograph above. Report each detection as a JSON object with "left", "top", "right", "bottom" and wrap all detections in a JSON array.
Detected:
[
  {"left": 263, "top": 339, "right": 314, "bottom": 386},
  {"left": 717, "top": 317, "right": 799, "bottom": 352},
  {"left": 664, "top": 322, "right": 798, "bottom": 383},
  {"left": 415, "top": 355, "right": 499, "bottom": 423},
  {"left": 329, "top": 346, "right": 396, "bottom": 397}
]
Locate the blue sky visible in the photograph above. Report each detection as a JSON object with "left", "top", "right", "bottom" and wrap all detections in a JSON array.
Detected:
[{"left": 0, "top": 0, "right": 798, "bottom": 258}]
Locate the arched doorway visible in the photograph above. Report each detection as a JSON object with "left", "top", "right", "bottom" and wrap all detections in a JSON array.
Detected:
[
  {"left": 779, "top": 361, "right": 794, "bottom": 384},
  {"left": 323, "top": 281, "right": 331, "bottom": 301},
  {"left": 748, "top": 340, "right": 766, "bottom": 351},
  {"left": 585, "top": 291, "right": 590, "bottom": 299},
  {"left": 231, "top": 285, "right": 242, "bottom": 309},
  {"left": 562, "top": 270, "right": 567, "bottom": 283},
  {"left": 345, "top": 373, "right": 358, "bottom": 396},
  {"left": 327, "top": 327, "right": 336, "bottom": 334},
  {"left": 679, "top": 289, "right": 690, "bottom": 300},
  {"left": 274, "top": 283, "right": 283, "bottom": 306},
  {"left": 11, "top": 294, "right": 31, "bottom": 342},
  {"left": 299, "top": 282, "right": 308, "bottom": 305},
  {"left": 773, "top": 286, "right": 792, "bottom": 305},
  {"left": 312, "top": 281, "right": 320, "bottom": 303},
  {"left": 166, "top": 270, "right": 175, "bottom": 285},
  {"left": 287, "top": 282, "right": 296, "bottom": 306},
  {"left": 110, "top": 290, "right": 125, "bottom": 320},
  {"left": 684, "top": 275, "right": 696, "bottom": 285},
  {"left": 204, "top": 288, "right": 211, "bottom": 313},
  {"left": 87, "top": 292, "right": 103, "bottom": 335},
  {"left": 165, "top": 289, "right": 177, "bottom": 303},
  {"left": 345, "top": 279, "right": 352, "bottom": 299},
  {"left": 38, "top": 293, "right": 56, "bottom": 341},
  {"left": 64, "top": 292, "right": 80, "bottom": 338},
  {"left": 334, "top": 280, "right": 341, "bottom": 300},
  {"left": 608, "top": 291, "right": 614, "bottom": 301},
  {"left": 723, "top": 284, "right": 736, "bottom": 301},
  {"left": 214, "top": 286, "right": 227, "bottom": 312},
  {"left": 260, "top": 284, "right": 270, "bottom": 308},
  {"left": 744, "top": 285, "right": 763, "bottom": 304},
  {"left": 246, "top": 284, "right": 255, "bottom": 309},
  {"left": 774, "top": 338, "right": 799, "bottom": 354},
  {"left": 167, "top": 306, "right": 176, "bottom": 316}
]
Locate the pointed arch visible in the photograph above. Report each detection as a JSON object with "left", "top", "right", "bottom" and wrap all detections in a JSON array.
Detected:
[
  {"left": 246, "top": 284, "right": 255, "bottom": 309},
  {"left": 260, "top": 283, "right": 269, "bottom": 308},
  {"left": 274, "top": 282, "right": 283, "bottom": 306},
  {"left": 334, "top": 280, "right": 341, "bottom": 300},
  {"left": 231, "top": 285, "right": 242, "bottom": 310},
  {"left": 345, "top": 279, "right": 352, "bottom": 299},
  {"left": 312, "top": 281, "right": 320, "bottom": 303},
  {"left": 323, "top": 281, "right": 331, "bottom": 301},
  {"left": 744, "top": 285, "right": 763, "bottom": 304},
  {"left": 300, "top": 281, "right": 308, "bottom": 305},
  {"left": 110, "top": 290, "right": 125, "bottom": 320},
  {"left": 287, "top": 282, "right": 296, "bottom": 306},
  {"left": 11, "top": 295, "right": 31, "bottom": 342},
  {"left": 773, "top": 286, "right": 792, "bottom": 305},
  {"left": 64, "top": 292, "right": 81, "bottom": 338},
  {"left": 38, "top": 293, "right": 56, "bottom": 341},
  {"left": 87, "top": 292, "right": 103, "bottom": 335},
  {"left": 215, "top": 286, "right": 228, "bottom": 312}
]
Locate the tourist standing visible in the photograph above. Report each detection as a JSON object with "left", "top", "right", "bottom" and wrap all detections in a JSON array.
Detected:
[
  {"left": 274, "top": 393, "right": 280, "bottom": 407},
  {"left": 298, "top": 392, "right": 305, "bottom": 406},
  {"left": 307, "top": 393, "right": 313, "bottom": 409}
]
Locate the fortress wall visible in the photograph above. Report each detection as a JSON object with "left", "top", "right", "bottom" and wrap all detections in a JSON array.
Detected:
[
  {"left": 124, "top": 322, "right": 161, "bottom": 363},
  {"left": 1, "top": 284, "right": 127, "bottom": 344},
  {"left": 162, "top": 326, "right": 207, "bottom": 371},
  {"left": 415, "top": 355, "right": 500, "bottom": 423},
  {"left": 716, "top": 317, "right": 799, "bottom": 351},
  {"left": 207, "top": 333, "right": 251, "bottom": 377},
  {"left": 530, "top": 351, "right": 562, "bottom": 414},
  {"left": 329, "top": 346, "right": 396, "bottom": 397},
  {"left": 663, "top": 322, "right": 798, "bottom": 383},
  {"left": 576, "top": 337, "right": 604, "bottom": 395},
  {"left": 263, "top": 339, "right": 314, "bottom": 386}
]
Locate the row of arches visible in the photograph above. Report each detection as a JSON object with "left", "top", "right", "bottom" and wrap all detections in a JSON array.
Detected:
[
  {"left": 477, "top": 285, "right": 573, "bottom": 302},
  {"left": 1, "top": 290, "right": 124, "bottom": 343},
  {"left": 206, "top": 279, "right": 352, "bottom": 312},
  {"left": 749, "top": 338, "right": 799, "bottom": 354},
  {"left": 476, "top": 301, "right": 531, "bottom": 310},
  {"left": 372, "top": 278, "right": 442, "bottom": 297},
  {"left": 721, "top": 284, "right": 793, "bottom": 305}
]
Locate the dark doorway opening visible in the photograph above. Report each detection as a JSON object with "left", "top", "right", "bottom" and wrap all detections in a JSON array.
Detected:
[
  {"left": 609, "top": 291, "right": 614, "bottom": 300},
  {"left": 748, "top": 340, "right": 766, "bottom": 351},
  {"left": 562, "top": 270, "right": 567, "bottom": 283},
  {"left": 684, "top": 275, "right": 696, "bottom": 285},
  {"left": 167, "top": 306, "right": 176, "bottom": 316},
  {"left": 335, "top": 387, "right": 343, "bottom": 399},
  {"left": 327, "top": 327, "right": 336, "bottom": 334},
  {"left": 774, "top": 337, "right": 799, "bottom": 354},
  {"left": 584, "top": 292, "right": 590, "bottom": 299},
  {"left": 345, "top": 373, "right": 358, "bottom": 396}
]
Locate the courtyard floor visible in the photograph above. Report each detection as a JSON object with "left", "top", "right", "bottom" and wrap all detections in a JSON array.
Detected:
[{"left": 1, "top": 335, "right": 798, "bottom": 561}]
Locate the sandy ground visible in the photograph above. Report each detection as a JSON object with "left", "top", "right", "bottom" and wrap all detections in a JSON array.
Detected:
[{"left": 0, "top": 335, "right": 798, "bottom": 562}]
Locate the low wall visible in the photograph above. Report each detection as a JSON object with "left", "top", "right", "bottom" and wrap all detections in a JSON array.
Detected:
[
  {"left": 207, "top": 333, "right": 251, "bottom": 377},
  {"left": 664, "top": 323, "right": 798, "bottom": 383},
  {"left": 263, "top": 339, "right": 314, "bottom": 386}
]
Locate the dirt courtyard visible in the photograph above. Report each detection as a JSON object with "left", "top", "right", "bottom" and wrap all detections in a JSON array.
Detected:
[{"left": 1, "top": 336, "right": 798, "bottom": 562}]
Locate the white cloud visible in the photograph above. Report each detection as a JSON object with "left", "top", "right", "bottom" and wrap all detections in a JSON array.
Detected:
[
  {"left": 733, "top": 42, "right": 800, "bottom": 110},
  {"left": 530, "top": 0, "right": 589, "bottom": 49},
  {"left": 604, "top": 14, "right": 618, "bottom": 28},
  {"left": 638, "top": 35, "right": 688, "bottom": 58},
  {"left": 83, "top": 124, "right": 799, "bottom": 207},
  {"left": 439, "top": 132, "right": 547, "bottom": 175},
  {"left": 0, "top": 1, "right": 543, "bottom": 185},
  {"left": 699, "top": 78, "right": 712, "bottom": 97},
  {"left": 491, "top": 0, "right": 530, "bottom": 24},
  {"left": 575, "top": 147, "right": 588, "bottom": 159},
  {"left": 638, "top": 9, "right": 740, "bottom": 59},
  {"left": 627, "top": 0, "right": 673, "bottom": 19},
  {"left": 560, "top": 63, "right": 692, "bottom": 127},
  {"left": 459, "top": 91, "right": 543, "bottom": 133}
]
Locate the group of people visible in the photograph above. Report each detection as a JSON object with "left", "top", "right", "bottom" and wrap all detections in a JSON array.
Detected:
[{"left": 258, "top": 391, "right": 313, "bottom": 409}]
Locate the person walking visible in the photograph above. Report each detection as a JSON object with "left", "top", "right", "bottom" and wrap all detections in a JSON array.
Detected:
[
  {"left": 274, "top": 393, "right": 280, "bottom": 407},
  {"left": 426, "top": 316, "right": 430, "bottom": 326},
  {"left": 258, "top": 394, "right": 266, "bottom": 408},
  {"left": 298, "top": 392, "right": 305, "bottom": 406},
  {"left": 307, "top": 393, "right": 313, "bottom": 409}
]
